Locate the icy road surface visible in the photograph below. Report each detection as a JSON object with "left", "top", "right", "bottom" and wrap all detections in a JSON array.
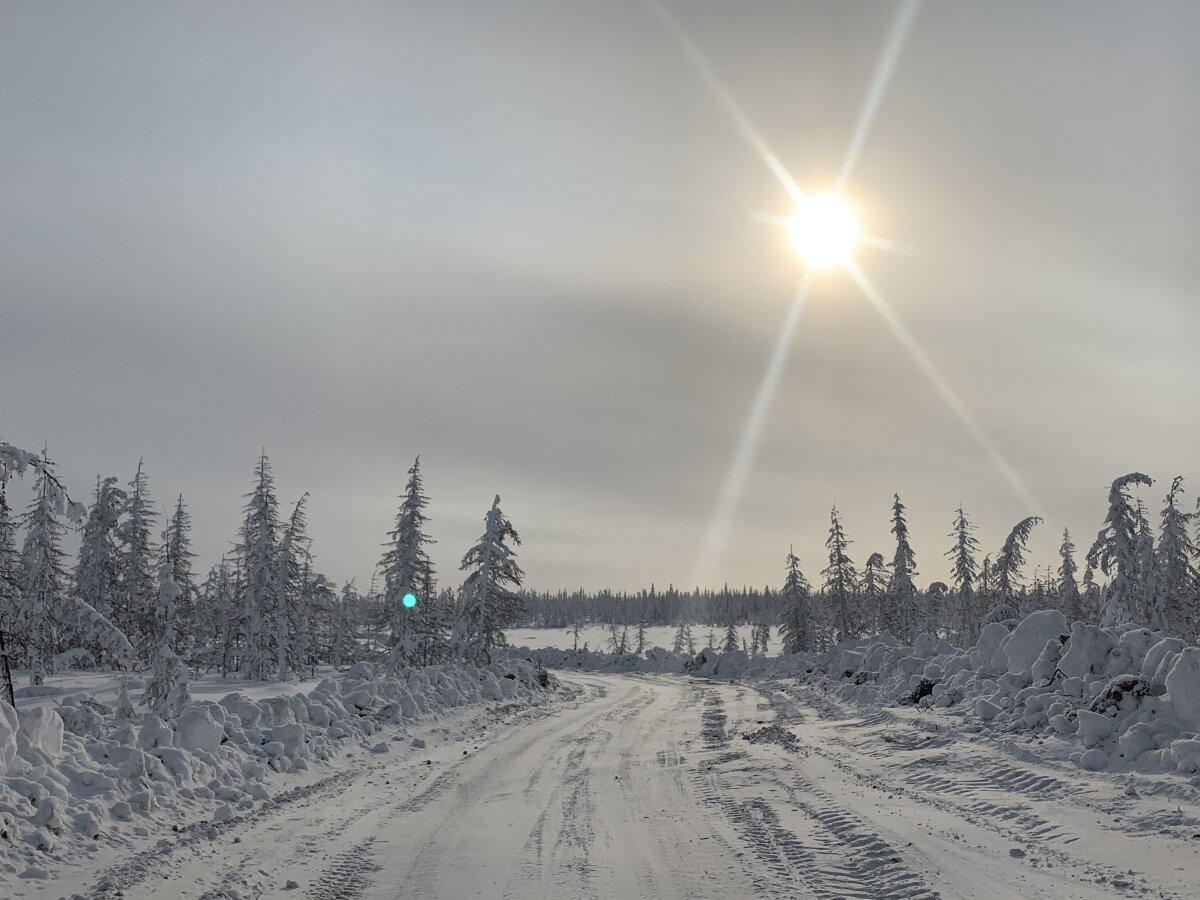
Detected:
[{"left": 91, "top": 673, "right": 1199, "bottom": 899}]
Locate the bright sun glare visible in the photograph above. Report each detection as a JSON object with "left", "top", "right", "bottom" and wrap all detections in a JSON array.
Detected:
[{"left": 786, "top": 193, "right": 859, "bottom": 268}]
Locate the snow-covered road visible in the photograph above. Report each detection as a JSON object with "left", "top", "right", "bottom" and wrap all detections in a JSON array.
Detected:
[{"left": 84, "top": 672, "right": 1200, "bottom": 899}]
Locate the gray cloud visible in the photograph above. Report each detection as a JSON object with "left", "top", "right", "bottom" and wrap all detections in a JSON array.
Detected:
[{"left": 3, "top": 1, "right": 1198, "bottom": 590}]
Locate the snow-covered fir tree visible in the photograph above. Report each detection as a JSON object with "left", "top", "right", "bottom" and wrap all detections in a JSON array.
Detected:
[
  {"left": 18, "top": 457, "right": 74, "bottom": 684},
  {"left": 883, "top": 495, "right": 919, "bottom": 641},
  {"left": 1153, "top": 477, "right": 1197, "bottom": 639},
  {"left": 454, "top": 496, "right": 524, "bottom": 663},
  {"left": 722, "top": 620, "right": 739, "bottom": 652},
  {"left": 237, "top": 453, "right": 281, "bottom": 681},
  {"left": 274, "top": 494, "right": 310, "bottom": 681},
  {"left": 114, "top": 460, "right": 158, "bottom": 656},
  {"left": 754, "top": 622, "right": 771, "bottom": 655},
  {"left": 778, "top": 547, "right": 813, "bottom": 653},
  {"left": 1134, "top": 499, "right": 1158, "bottom": 626},
  {"left": 162, "top": 495, "right": 196, "bottom": 660},
  {"left": 859, "top": 552, "right": 888, "bottom": 635},
  {"left": 200, "top": 559, "right": 239, "bottom": 676},
  {"left": 329, "top": 580, "right": 363, "bottom": 668},
  {"left": 73, "top": 477, "right": 124, "bottom": 628},
  {"left": 142, "top": 552, "right": 190, "bottom": 718},
  {"left": 379, "top": 457, "right": 438, "bottom": 669},
  {"left": 1088, "top": 473, "right": 1154, "bottom": 626},
  {"left": 945, "top": 506, "right": 981, "bottom": 645},
  {"left": 634, "top": 619, "right": 648, "bottom": 654},
  {"left": 1058, "top": 528, "right": 1082, "bottom": 622},
  {"left": 985, "top": 516, "right": 1042, "bottom": 622},
  {"left": 671, "top": 618, "right": 692, "bottom": 655},
  {"left": 822, "top": 506, "right": 858, "bottom": 642}
]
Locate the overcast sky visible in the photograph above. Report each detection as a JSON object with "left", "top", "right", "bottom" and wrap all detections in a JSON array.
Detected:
[{"left": 3, "top": 1, "right": 1199, "bottom": 592}]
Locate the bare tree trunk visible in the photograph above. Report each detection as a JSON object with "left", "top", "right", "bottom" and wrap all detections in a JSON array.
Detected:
[{"left": 0, "top": 628, "right": 16, "bottom": 710}]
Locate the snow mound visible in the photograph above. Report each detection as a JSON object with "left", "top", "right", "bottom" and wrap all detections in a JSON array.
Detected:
[
  {"left": 0, "top": 659, "right": 555, "bottom": 883},
  {"left": 803, "top": 610, "right": 1200, "bottom": 777}
]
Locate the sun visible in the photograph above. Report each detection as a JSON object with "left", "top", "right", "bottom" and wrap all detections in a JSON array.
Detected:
[{"left": 786, "top": 193, "right": 859, "bottom": 268}]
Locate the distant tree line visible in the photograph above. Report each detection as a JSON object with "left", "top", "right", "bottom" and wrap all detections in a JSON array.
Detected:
[{"left": 518, "top": 474, "right": 1200, "bottom": 654}]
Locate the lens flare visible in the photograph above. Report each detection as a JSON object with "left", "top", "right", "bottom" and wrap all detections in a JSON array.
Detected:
[{"left": 402, "top": 593, "right": 417, "bottom": 608}]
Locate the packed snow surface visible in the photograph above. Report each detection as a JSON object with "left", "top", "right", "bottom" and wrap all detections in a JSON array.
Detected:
[{"left": 22, "top": 671, "right": 1200, "bottom": 899}]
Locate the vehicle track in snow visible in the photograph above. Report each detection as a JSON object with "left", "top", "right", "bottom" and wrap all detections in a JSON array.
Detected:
[{"left": 76, "top": 673, "right": 1200, "bottom": 900}]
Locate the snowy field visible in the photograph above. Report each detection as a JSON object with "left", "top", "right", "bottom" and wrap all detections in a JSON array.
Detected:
[{"left": 507, "top": 624, "right": 772, "bottom": 655}]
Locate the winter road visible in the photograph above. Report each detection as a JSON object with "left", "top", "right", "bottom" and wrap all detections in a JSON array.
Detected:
[{"left": 90, "top": 673, "right": 1200, "bottom": 899}]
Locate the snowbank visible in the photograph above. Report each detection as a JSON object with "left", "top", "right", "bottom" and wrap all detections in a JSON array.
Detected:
[
  {"left": 0, "top": 660, "right": 555, "bottom": 880},
  {"left": 805, "top": 611, "right": 1200, "bottom": 778}
]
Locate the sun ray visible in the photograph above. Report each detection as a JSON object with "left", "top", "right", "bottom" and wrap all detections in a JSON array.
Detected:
[
  {"left": 836, "top": 0, "right": 922, "bottom": 192},
  {"left": 858, "top": 233, "right": 918, "bottom": 254},
  {"left": 649, "top": 0, "right": 805, "bottom": 204},
  {"left": 692, "top": 272, "right": 815, "bottom": 587},
  {"left": 845, "top": 259, "right": 1041, "bottom": 514}
]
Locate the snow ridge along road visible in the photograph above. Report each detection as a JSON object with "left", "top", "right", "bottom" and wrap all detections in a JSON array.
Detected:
[{"left": 89, "top": 672, "right": 1200, "bottom": 899}]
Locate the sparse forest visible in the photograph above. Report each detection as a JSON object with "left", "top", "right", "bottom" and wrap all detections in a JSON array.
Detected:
[
  {"left": 0, "top": 441, "right": 527, "bottom": 709},
  {"left": 518, "top": 474, "right": 1199, "bottom": 650}
]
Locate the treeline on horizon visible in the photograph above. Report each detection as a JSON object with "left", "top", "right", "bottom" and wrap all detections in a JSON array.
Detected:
[{"left": 519, "top": 473, "right": 1200, "bottom": 653}]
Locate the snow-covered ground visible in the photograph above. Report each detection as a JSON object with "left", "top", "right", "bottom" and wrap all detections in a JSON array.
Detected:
[
  {"left": 507, "top": 624, "right": 770, "bottom": 655},
  {"left": 28, "top": 670, "right": 1199, "bottom": 899},
  {"left": 7, "top": 609, "right": 1200, "bottom": 898},
  {"left": 0, "top": 661, "right": 559, "bottom": 899}
]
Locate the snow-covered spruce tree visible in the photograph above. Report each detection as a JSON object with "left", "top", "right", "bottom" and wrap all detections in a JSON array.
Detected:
[
  {"left": 1153, "top": 477, "right": 1198, "bottom": 639},
  {"left": 671, "top": 618, "right": 691, "bottom": 655},
  {"left": 18, "top": 458, "right": 74, "bottom": 684},
  {"left": 380, "top": 457, "right": 438, "bottom": 670},
  {"left": 778, "top": 547, "right": 814, "bottom": 654},
  {"left": 73, "top": 477, "right": 125, "bottom": 627},
  {"left": 237, "top": 453, "right": 281, "bottom": 681},
  {"left": 984, "top": 516, "right": 1042, "bottom": 623},
  {"left": 273, "top": 494, "right": 310, "bottom": 681},
  {"left": 423, "top": 586, "right": 455, "bottom": 663},
  {"left": 142, "top": 552, "right": 190, "bottom": 718},
  {"left": 1087, "top": 473, "right": 1154, "bottom": 627},
  {"left": 1080, "top": 561, "right": 1102, "bottom": 624},
  {"left": 330, "top": 580, "right": 362, "bottom": 668},
  {"left": 454, "top": 496, "right": 524, "bottom": 664},
  {"left": 822, "top": 506, "right": 859, "bottom": 643},
  {"left": 1057, "top": 528, "right": 1082, "bottom": 623},
  {"left": 859, "top": 552, "right": 889, "bottom": 636},
  {"left": 114, "top": 460, "right": 158, "bottom": 658},
  {"left": 1134, "top": 499, "right": 1159, "bottom": 626},
  {"left": 755, "top": 622, "right": 771, "bottom": 655},
  {"left": 945, "top": 506, "right": 981, "bottom": 645},
  {"left": 163, "top": 495, "right": 196, "bottom": 661},
  {"left": 722, "top": 620, "right": 739, "bottom": 652},
  {"left": 608, "top": 624, "right": 629, "bottom": 654},
  {"left": 200, "top": 559, "right": 239, "bottom": 675},
  {"left": 883, "top": 495, "right": 919, "bottom": 642}
]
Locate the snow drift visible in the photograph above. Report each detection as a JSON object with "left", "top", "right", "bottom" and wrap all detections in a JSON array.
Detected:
[
  {"left": 0, "top": 660, "right": 554, "bottom": 881},
  {"left": 811, "top": 611, "right": 1200, "bottom": 777}
]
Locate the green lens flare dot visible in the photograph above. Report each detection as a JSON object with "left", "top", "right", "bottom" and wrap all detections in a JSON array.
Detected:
[{"left": 402, "top": 593, "right": 417, "bottom": 608}]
